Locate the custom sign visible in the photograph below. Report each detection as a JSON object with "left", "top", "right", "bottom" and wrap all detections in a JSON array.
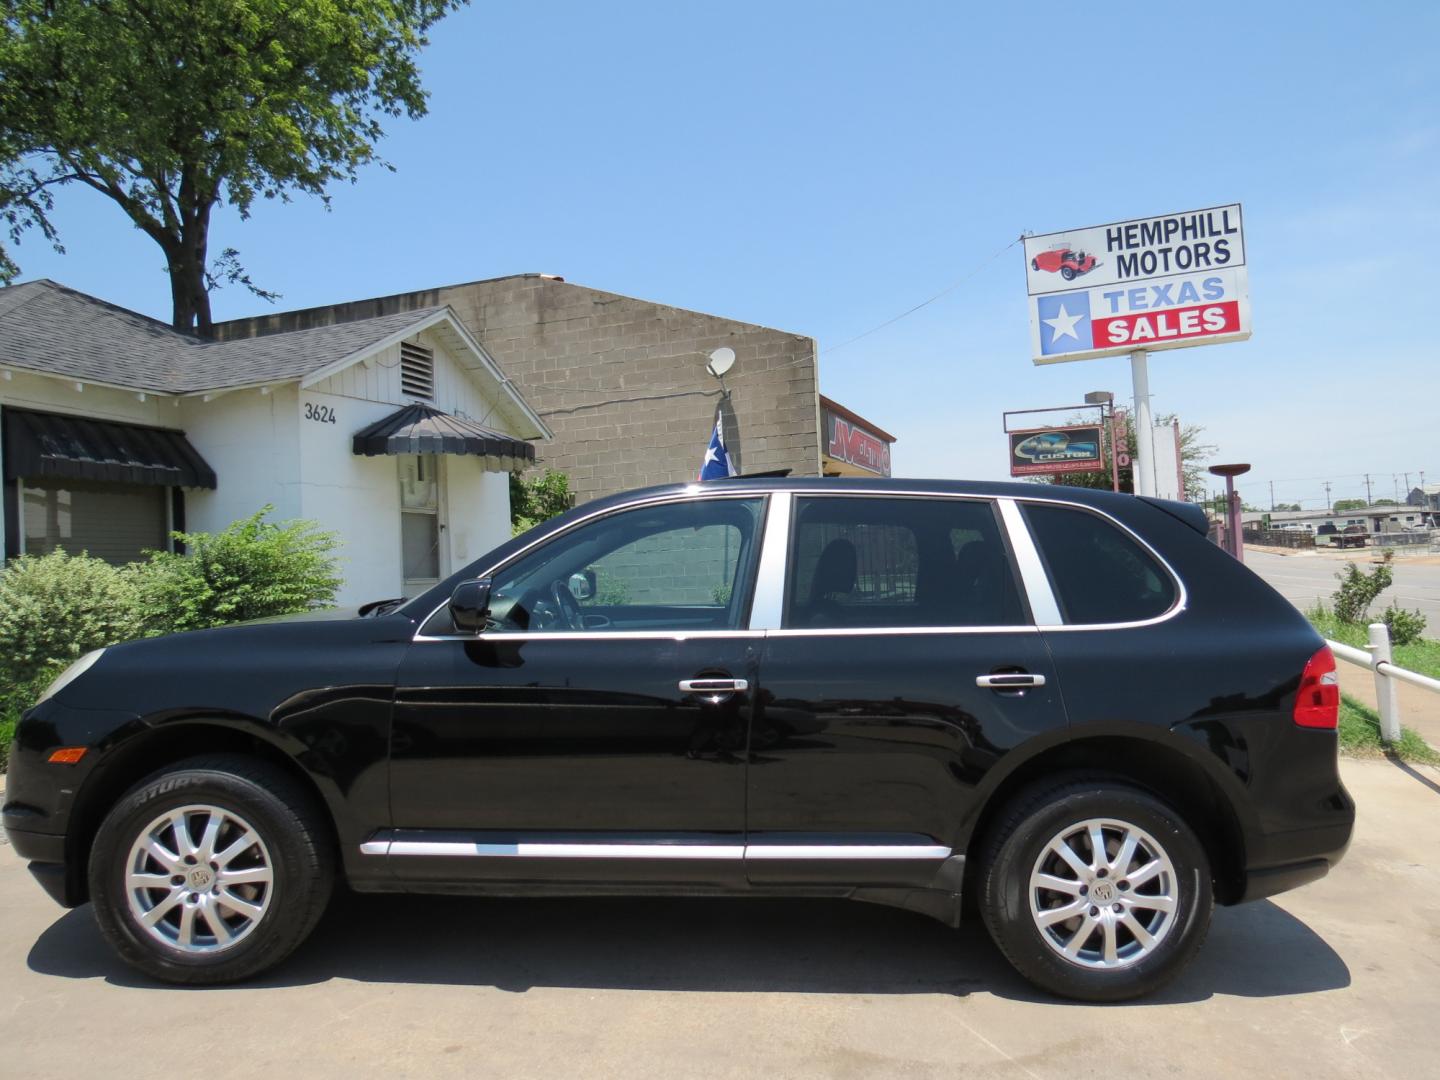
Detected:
[
  {"left": 1024, "top": 205, "right": 1250, "bottom": 365},
  {"left": 1008, "top": 425, "right": 1105, "bottom": 477},
  {"left": 826, "top": 410, "right": 892, "bottom": 476}
]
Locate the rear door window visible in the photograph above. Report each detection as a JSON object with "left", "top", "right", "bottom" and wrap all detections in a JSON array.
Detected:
[
  {"left": 1021, "top": 502, "right": 1177, "bottom": 625},
  {"left": 784, "top": 496, "right": 1025, "bottom": 628}
]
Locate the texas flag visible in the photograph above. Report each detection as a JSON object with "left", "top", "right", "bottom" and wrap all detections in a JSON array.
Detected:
[{"left": 698, "top": 413, "right": 737, "bottom": 480}]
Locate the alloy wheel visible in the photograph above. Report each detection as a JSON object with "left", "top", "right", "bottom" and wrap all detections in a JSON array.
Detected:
[
  {"left": 123, "top": 803, "right": 275, "bottom": 953},
  {"left": 1028, "top": 817, "right": 1178, "bottom": 969}
]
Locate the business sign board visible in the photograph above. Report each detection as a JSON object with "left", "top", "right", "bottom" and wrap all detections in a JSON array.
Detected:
[
  {"left": 824, "top": 406, "right": 892, "bottom": 476},
  {"left": 1024, "top": 204, "right": 1250, "bottom": 365},
  {"left": 1008, "top": 425, "right": 1105, "bottom": 477}
]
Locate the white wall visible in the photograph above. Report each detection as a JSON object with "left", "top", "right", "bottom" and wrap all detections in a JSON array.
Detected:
[{"left": 178, "top": 385, "right": 302, "bottom": 534}]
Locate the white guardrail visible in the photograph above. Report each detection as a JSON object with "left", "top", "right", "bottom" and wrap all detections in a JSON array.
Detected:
[{"left": 1327, "top": 623, "right": 1440, "bottom": 743}]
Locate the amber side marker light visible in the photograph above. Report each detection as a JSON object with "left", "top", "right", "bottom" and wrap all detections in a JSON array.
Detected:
[{"left": 47, "top": 747, "right": 88, "bottom": 765}]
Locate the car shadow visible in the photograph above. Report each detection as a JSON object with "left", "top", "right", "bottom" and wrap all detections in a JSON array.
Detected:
[{"left": 28, "top": 893, "right": 1349, "bottom": 1003}]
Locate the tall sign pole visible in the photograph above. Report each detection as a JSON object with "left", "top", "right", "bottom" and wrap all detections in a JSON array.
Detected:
[
  {"left": 1130, "top": 349, "right": 1156, "bottom": 497},
  {"left": 1023, "top": 205, "right": 1250, "bottom": 500}
]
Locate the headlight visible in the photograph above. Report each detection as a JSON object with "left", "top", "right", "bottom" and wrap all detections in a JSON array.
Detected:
[{"left": 36, "top": 648, "right": 107, "bottom": 705}]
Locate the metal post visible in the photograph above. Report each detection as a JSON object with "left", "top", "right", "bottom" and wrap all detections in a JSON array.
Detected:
[
  {"left": 1225, "top": 475, "right": 1243, "bottom": 559},
  {"left": 1367, "top": 622, "right": 1402, "bottom": 743},
  {"left": 1108, "top": 403, "right": 1120, "bottom": 493},
  {"left": 1130, "top": 350, "right": 1155, "bottom": 498}
]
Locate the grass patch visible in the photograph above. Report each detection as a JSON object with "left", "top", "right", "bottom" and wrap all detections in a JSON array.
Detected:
[
  {"left": 1339, "top": 694, "right": 1440, "bottom": 764},
  {"left": 1308, "top": 606, "right": 1440, "bottom": 679}
]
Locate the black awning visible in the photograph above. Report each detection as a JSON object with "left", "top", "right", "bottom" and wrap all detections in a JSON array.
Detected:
[
  {"left": 2, "top": 407, "right": 217, "bottom": 489},
  {"left": 352, "top": 403, "right": 536, "bottom": 465}
]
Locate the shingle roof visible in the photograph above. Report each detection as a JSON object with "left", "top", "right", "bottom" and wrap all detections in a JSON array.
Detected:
[{"left": 0, "top": 279, "right": 444, "bottom": 394}]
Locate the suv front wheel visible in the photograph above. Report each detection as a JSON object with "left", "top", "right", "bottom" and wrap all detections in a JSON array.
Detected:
[
  {"left": 88, "top": 754, "right": 334, "bottom": 985},
  {"left": 979, "top": 778, "right": 1213, "bottom": 1001}
]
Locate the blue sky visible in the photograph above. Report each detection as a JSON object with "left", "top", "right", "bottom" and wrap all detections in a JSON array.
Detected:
[{"left": 12, "top": 1, "right": 1439, "bottom": 509}]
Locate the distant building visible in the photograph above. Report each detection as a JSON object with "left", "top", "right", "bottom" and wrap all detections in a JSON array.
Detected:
[
  {"left": 1245, "top": 505, "right": 1431, "bottom": 535},
  {"left": 1407, "top": 484, "right": 1440, "bottom": 511}
]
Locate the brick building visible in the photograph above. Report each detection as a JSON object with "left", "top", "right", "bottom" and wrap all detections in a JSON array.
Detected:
[{"left": 217, "top": 274, "right": 882, "bottom": 504}]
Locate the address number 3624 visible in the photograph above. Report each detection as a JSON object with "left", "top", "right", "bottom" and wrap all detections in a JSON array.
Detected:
[{"left": 304, "top": 402, "right": 337, "bottom": 425}]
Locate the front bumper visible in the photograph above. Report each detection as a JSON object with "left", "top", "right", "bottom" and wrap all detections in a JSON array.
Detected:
[{"left": 4, "top": 827, "right": 75, "bottom": 906}]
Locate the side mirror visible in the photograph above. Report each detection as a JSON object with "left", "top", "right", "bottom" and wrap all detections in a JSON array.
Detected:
[
  {"left": 567, "top": 569, "right": 597, "bottom": 601},
  {"left": 449, "top": 579, "right": 492, "bottom": 634}
]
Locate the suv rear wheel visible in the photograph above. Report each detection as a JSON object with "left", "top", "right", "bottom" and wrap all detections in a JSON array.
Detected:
[
  {"left": 88, "top": 754, "right": 334, "bottom": 984},
  {"left": 979, "top": 778, "right": 1212, "bottom": 1001}
]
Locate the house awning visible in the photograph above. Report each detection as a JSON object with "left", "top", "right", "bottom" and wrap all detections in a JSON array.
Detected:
[
  {"left": 2, "top": 407, "right": 217, "bottom": 489},
  {"left": 351, "top": 404, "right": 536, "bottom": 470}
]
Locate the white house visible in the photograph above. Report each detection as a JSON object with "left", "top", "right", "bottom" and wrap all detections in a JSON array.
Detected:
[{"left": 0, "top": 280, "right": 550, "bottom": 607}]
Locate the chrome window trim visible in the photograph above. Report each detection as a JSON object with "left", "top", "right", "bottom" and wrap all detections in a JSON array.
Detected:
[
  {"left": 745, "top": 844, "right": 951, "bottom": 861},
  {"left": 412, "top": 487, "right": 770, "bottom": 642},
  {"left": 1010, "top": 494, "right": 1189, "bottom": 632},
  {"left": 414, "top": 629, "right": 767, "bottom": 644},
  {"left": 996, "top": 498, "right": 1063, "bottom": 626},
  {"left": 409, "top": 484, "right": 1188, "bottom": 641},
  {"left": 747, "top": 491, "right": 792, "bottom": 631}
]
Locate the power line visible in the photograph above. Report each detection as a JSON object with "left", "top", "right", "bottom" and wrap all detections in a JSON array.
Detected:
[{"left": 822, "top": 236, "right": 1023, "bottom": 355}]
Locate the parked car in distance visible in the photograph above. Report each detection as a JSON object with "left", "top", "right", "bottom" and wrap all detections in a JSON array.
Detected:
[
  {"left": 2, "top": 478, "right": 1354, "bottom": 1002},
  {"left": 1031, "top": 247, "right": 1098, "bottom": 281},
  {"left": 1336, "top": 524, "right": 1369, "bottom": 548}
]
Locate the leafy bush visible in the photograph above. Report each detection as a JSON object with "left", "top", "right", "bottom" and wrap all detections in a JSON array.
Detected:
[
  {"left": 510, "top": 469, "right": 573, "bottom": 536},
  {"left": 1382, "top": 603, "right": 1428, "bottom": 647},
  {"left": 0, "top": 549, "right": 140, "bottom": 688},
  {"left": 1332, "top": 552, "right": 1394, "bottom": 624},
  {"left": 130, "top": 507, "right": 342, "bottom": 634}
]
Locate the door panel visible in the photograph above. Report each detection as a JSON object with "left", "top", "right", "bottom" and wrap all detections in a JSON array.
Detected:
[
  {"left": 389, "top": 635, "right": 757, "bottom": 884},
  {"left": 746, "top": 631, "right": 1060, "bottom": 885}
]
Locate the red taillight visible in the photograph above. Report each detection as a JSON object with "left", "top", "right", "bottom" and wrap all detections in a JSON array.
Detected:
[{"left": 1294, "top": 646, "right": 1340, "bottom": 729}]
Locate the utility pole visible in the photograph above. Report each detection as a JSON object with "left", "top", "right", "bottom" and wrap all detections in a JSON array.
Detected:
[
  {"left": 1364, "top": 473, "right": 1373, "bottom": 506},
  {"left": 1405, "top": 472, "right": 1411, "bottom": 501},
  {"left": 1269, "top": 481, "right": 1275, "bottom": 512},
  {"left": 1324, "top": 480, "right": 1332, "bottom": 512}
]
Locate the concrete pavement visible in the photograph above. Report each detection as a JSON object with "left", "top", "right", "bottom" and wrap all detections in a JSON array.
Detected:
[{"left": 3, "top": 757, "right": 1439, "bottom": 1079}]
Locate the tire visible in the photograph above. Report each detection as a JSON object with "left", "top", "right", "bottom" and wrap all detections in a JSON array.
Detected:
[
  {"left": 978, "top": 777, "right": 1212, "bottom": 1002},
  {"left": 88, "top": 754, "right": 334, "bottom": 985},
  {"left": 1031, "top": 258, "right": 1039, "bottom": 271},
  {"left": 1060, "top": 266, "right": 1075, "bottom": 281}
]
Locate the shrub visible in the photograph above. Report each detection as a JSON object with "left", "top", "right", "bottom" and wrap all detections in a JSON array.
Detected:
[
  {"left": 510, "top": 469, "right": 573, "bottom": 536},
  {"left": 1332, "top": 552, "right": 1394, "bottom": 624},
  {"left": 0, "top": 549, "right": 140, "bottom": 688},
  {"left": 1382, "top": 603, "right": 1428, "bottom": 647},
  {"left": 130, "top": 506, "right": 343, "bottom": 634}
]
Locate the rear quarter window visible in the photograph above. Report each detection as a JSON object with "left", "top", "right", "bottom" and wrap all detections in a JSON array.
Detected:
[{"left": 1022, "top": 502, "right": 1177, "bottom": 625}]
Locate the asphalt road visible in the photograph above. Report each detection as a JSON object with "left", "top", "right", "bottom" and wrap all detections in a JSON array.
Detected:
[
  {"left": 1245, "top": 549, "right": 1440, "bottom": 624},
  {"left": 3, "top": 758, "right": 1439, "bottom": 1079}
]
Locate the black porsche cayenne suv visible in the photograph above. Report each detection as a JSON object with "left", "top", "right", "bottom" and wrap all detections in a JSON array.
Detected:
[{"left": 3, "top": 478, "right": 1353, "bottom": 1001}]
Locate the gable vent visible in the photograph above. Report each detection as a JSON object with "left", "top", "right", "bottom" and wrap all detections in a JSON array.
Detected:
[{"left": 400, "top": 341, "right": 435, "bottom": 401}]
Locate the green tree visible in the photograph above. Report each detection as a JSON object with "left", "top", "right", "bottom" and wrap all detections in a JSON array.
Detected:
[
  {"left": 1333, "top": 499, "right": 1367, "bottom": 513},
  {"left": 510, "top": 469, "right": 574, "bottom": 536},
  {"left": 1274, "top": 502, "right": 1302, "bottom": 512},
  {"left": 0, "top": 0, "right": 465, "bottom": 334}
]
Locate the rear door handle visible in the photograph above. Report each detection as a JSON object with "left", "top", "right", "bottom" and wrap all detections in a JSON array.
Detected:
[
  {"left": 976, "top": 673, "right": 1046, "bottom": 689},
  {"left": 676, "top": 676, "right": 748, "bottom": 702}
]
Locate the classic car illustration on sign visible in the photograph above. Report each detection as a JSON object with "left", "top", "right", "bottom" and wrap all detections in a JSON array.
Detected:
[{"left": 1031, "top": 247, "right": 1098, "bottom": 281}]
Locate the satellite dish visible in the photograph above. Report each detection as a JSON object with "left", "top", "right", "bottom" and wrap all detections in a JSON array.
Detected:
[{"left": 706, "top": 347, "right": 736, "bottom": 378}]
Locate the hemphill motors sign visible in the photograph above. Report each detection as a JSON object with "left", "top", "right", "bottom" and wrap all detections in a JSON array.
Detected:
[{"left": 1023, "top": 204, "right": 1251, "bottom": 365}]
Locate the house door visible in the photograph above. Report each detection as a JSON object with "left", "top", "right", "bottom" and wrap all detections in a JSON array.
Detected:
[{"left": 399, "top": 454, "right": 446, "bottom": 594}]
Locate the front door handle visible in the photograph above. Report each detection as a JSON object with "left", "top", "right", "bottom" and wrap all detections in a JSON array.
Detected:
[
  {"left": 679, "top": 677, "right": 749, "bottom": 703},
  {"left": 976, "top": 673, "right": 1046, "bottom": 689}
]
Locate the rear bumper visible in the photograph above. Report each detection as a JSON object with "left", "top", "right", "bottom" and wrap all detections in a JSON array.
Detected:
[{"left": 1237, "top": 786, "right": 1354, "bottom": 904}]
